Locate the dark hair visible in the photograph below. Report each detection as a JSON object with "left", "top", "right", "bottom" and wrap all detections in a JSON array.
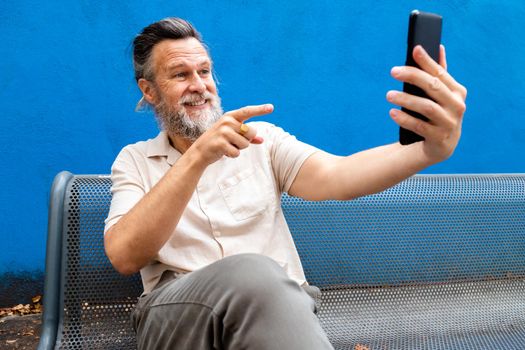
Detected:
[{"left": 133, "top": 18, "right": 203, "bottom": 82}]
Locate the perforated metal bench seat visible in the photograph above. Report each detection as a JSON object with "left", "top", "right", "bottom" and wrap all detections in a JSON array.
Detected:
[{"left": 38, "top": 172, "right": 525, "bottom": 350}]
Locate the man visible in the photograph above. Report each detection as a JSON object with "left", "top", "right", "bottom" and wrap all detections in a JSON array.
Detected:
[{"left": 104, "top": 17, "right": 467, "bottom": 349}]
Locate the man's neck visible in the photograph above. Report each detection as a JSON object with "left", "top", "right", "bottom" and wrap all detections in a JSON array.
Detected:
[{"left": 168, "top": 134, "right": 193, "bottom": 154}]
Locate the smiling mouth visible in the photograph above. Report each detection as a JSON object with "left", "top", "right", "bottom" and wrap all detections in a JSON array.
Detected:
[{"left": 184, "top": 99, "right": 208, "bottom": 107}]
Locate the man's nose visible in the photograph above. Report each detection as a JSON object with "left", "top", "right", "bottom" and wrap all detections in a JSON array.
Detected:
[{"left": 188, "top": 72, "right": 206, "bottom": 93}]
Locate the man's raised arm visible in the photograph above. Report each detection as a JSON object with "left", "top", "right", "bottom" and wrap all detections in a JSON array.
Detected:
[{"left": 289, "top": 45, "right": 467, "bottom": 201}]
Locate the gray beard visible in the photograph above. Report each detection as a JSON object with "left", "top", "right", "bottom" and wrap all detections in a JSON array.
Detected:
[{"left": 154, "top": 93, "right": 223, "bottom": 142}]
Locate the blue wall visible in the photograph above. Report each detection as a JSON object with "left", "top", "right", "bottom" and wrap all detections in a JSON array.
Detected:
[{"left": 1, "top": 1, "right": 524, "bottom": 304}]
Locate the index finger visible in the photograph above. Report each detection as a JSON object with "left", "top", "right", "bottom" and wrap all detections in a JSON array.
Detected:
[
  {"left": 413, "top": 45, "right": 466, "bottom": 99},
  {"left": 226, "top": 104, "right": 274, "bottom": 123}
]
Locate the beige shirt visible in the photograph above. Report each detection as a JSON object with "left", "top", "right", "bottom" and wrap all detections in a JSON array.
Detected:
[{"left": 105, "top": 121, "right": 319, "bottom": 293}]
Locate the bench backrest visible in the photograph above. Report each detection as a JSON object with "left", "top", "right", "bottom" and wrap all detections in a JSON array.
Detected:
[{"left": 39, "top": 173, "right": 525, "bottom": 349}]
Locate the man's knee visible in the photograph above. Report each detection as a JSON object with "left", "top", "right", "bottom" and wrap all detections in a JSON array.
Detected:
[
  {"left": 210, "top": 254, "right": 305, "bottom": 309},
  {"left": 223, "top": 253, "right": 283, "bottom": 274},
  {"left": 216, "top": 254, "right": 286, "bottom": 289}
]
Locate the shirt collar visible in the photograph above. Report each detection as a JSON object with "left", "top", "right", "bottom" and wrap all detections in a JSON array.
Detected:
[{"left": 146, "top": 131, "right": 181, "bottom": 166}]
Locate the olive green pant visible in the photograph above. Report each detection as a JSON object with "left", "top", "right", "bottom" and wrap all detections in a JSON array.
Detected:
[{"left": 131, "top": 254, "right": 334, "bottom": 350}]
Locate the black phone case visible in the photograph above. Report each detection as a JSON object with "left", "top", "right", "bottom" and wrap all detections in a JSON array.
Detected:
[{"left": 400, "top": 10, "right": 442, "bottom": 145}]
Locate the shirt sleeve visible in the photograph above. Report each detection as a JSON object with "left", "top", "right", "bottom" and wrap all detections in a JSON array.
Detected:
[
  {"left": 261, "top": 122, "right": 320, "bottom": 193},
  {"left": 104, "top": 146, "right": 146, "bottom": 234}
]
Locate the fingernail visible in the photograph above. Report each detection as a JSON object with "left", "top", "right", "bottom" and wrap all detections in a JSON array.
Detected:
[
  {"left": 265, "top": 104, "right": 274, "bottom": 112},
  {"left": 253, "top": 136, "right": 264, "bottom": 143},
  {"left": 390, "top": 109, "right": 399, "bottom": 117},
  {"left": 391, "top": 67, "right": 401, "bottom": 77},
  {"left": 386, "top": 91, "right": 398, "bottom": 102},
  {"left": 416, "top": 45, "right": 426, "bottom": 58}
]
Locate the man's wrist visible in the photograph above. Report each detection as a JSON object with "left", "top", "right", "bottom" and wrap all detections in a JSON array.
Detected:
[
  {"left": 412, "top": 141, "right": 442, "bottom": 169},
  {"left": 180, "top": 144, "right": 212, "bottom": 173}
]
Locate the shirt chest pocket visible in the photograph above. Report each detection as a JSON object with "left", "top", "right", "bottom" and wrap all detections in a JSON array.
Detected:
[{"left": 218, "top": 166, "right": 276, "bottom": 221}]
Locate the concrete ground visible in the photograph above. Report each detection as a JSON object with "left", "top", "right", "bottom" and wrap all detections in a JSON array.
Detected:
[{"left": 0, "top": 314, "right": 41, "bottom": 349}]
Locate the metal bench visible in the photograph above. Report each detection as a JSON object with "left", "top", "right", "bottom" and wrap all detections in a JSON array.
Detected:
[{"left": 38, "top": 172, "right": 525, "bottom": 349}]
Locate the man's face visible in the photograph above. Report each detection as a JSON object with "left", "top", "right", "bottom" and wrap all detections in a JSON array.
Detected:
[{"left": 144, "top": 37, "right": 222, "bottom": 141}]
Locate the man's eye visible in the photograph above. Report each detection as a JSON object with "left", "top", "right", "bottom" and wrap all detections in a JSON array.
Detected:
[
  {"left": 173, "top": 72, "right": 186, "bottom": 79},
  {"left": 200, "top": 69, "right": 211, "bottom": 75}
]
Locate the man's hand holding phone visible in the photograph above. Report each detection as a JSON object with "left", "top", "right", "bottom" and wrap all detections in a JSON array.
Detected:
[{"left": 388, "top": 13, "right": 467, "bottom": 165}]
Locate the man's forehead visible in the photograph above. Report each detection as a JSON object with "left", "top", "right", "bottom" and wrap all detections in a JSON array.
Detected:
[
  {"left": 165, "top": 57, "right": 211, "bottom": 70},
  {"left": 152, "top": 38, "right": 211, "bottom": 69}
]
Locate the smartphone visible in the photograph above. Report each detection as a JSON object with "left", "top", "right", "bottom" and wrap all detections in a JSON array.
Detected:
[{"left": 399, "top": 10, "right": 442, "bottom": 145}]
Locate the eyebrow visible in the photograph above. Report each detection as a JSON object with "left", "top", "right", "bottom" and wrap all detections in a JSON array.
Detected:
[{"left": 166, "top": 59, "right": 212, "bottom": 71}]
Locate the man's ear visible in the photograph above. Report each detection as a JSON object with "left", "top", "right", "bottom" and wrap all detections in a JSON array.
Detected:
[{"left": 137, "top": 78, "right": 159, "bottom": 105}]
